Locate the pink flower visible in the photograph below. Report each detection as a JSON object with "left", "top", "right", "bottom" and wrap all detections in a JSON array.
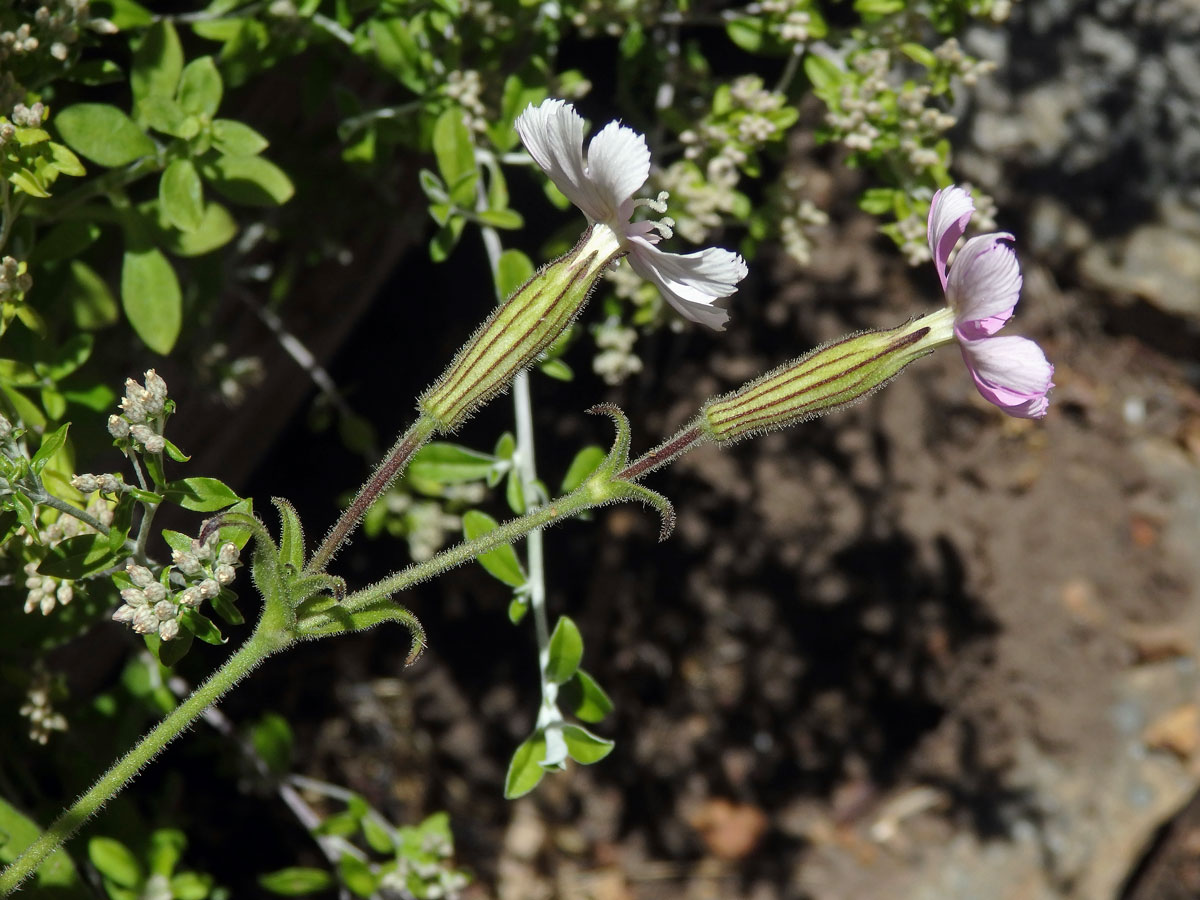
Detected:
[{"left": 927, "top": 185, "right": 1054, "bottom": 418}]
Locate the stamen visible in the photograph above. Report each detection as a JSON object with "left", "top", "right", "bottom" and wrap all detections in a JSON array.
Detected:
[
  {"left": 631, "top": 190, "right": 671, "bottom": 214},
  {"left": 650, "top": 216, "right": 675, "bottom": 240}
]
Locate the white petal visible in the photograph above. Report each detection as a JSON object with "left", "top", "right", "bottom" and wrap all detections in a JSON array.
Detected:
[
  {"left": 927, "top": 185, "right": 975, "bottom": 291},
  {"left": 584, "top": 121, "right": 651, "bottom": 222},
  {"left": 515, "top": 100, "right": 609, "bottom": 222},
  {"left": 627, "top": 238, "right": 747, "bottom": 330},
  {"left": 946, "top": 234, "right": 1021, "bottom": 334},
  {"left": 960, "top": 335, "right": 1054, "bottom": 418}
]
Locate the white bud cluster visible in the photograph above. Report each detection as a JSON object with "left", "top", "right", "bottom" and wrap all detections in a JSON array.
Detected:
[
  {"left": 444, "top": 69, "right": 488, "bottom": 134},
  {"left": 896, "top": 209, "right": 934, "bottom": 265},
  {"left": 11, "top": 102, "right": 45, "bottom": 128},
  {"left": 70, "top": 472, "right": 123, "bottom": 494},
  {"left": 592, "top": 318, "right": 644, "bottom": 385},
  {"left": 776, "top": 167, "right": 829, "bottom": 267},
  {"left": 933, "top": 37, "right": 997, "bottom": 87},
  {"left": 111, "top": 535, "right": 242, "bottom": 640},
  {"left": 23, "top": 560, "right": 73, "bottom": 615},
  {"left": 0, "top": 256, "right": 32, "bottom": 301},
  {"left": 0, "top": 1, "right": 114, "bottom": 65},
  {"left": 109, "top": 369, "right": 169, "bottom": 453},
  {"left": 19, "top": 669, "right": 67, "bottom": 745}
]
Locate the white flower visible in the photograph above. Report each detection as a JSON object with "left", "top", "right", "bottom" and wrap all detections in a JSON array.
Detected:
[{"left": 515, "top": 99, "right": 747, "bottom": 330}]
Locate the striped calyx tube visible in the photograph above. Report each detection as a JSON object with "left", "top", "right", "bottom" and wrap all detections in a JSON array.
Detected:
[
  {"left": 419, "top": 224, "right": 621, "bottom": 432},
  {"left": 700, "top": 310, "right": 956, "bottom": 443}
]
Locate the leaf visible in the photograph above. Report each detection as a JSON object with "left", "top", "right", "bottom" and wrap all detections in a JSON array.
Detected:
[
  {"left": 62, "top": 261, "right": 120, "bottom": 330},
  {"left": 64, "top": 58, "right": 124, "bottom": 85},
  {"left": 361, "top": 817, "right": 394, "bottom": 855},
  {"left": 495, "top": 248, "right": 534, "bottom": 300},
  {"left": 147, "top": 828, "right": 186, "bottom": 877},
  {"left": 31, "top": 423, "right": 70, "bottom": 472},
  {"left": 726, "top": 17, "right": 765, "bottom": 52},
  {"left": 32, "top": 221, "right": 101, "bottom": 265},
  {"left": 507, "top": 595, "right": 528, "bottom": 624},
  {"left": 273, "top": 497, "right": 305, "bottom": 570},
  {"left": 37, "top": 534, "right": 121, "bottom": 579},
  {"left": 338, "top": 853, "right": 376, "bottom": 898},
  {"left": 505, "top": 468, "right": 525, "bottom": 515},
  {"left": 504, "top": 731, "right": 547, "bottom": 799},
  {"left": 210, "top": 590, "right": 244, "bottom": 626},
  {"left": 461, "top": 510, "right": 525, "bottom": 588},
  {"left": 164, "top": 476, "right": 240, "bottom": 511},
  {"left": 368, "top": 18, "right": 426, "bottom": 93},
  {"left": 251, "top": 712, "right": 293, "bottom": 775},
  {"left": 561, "top": 445, "right": 605, "bottom": 493},
  {"left": 121, "top": 247, "right": 182, "bottom": 354},
  {"left": 169, "top": 872, "right": 213, "bottom": 900},
  {"left": 211, "top": 118, "right": 268, "bottom": 155},
  {"left": 559, "top": 669, "right": 613, "bottom": 723},
  {"left": 562, "top": 724, "right": 614, "bottom": 764},
  {"left": 88, "top": 837, "right": 142, "bottom": 888},
  {"left": 138, "top": 95, "right": 197, "bottom": 139},
  {"left": 804, "top": 54, "right": 844, "bottom": 93},
  {"left": 179, "top": 609, "right": 225, "bottom": 645},
  {"left": 54, "top": 104, "right": 155, "bottom": 167},
  {"left": 428, "top": 215, "right": 464, "bottom": 262},
  {"left": 258, "top": 868, "right": 335, "bottom": 896},
  {"left": 409, "top": 442, "right": 496, "bottom": 484},
  {"left": 0, "top": 797, "right": 83, "bottom": 892},
  {"left": 473, "top": 207, "right": 523, "bottom": 229},
  {"left": 159, "top": 201, "right": 238, "bottom": 257},
  {"left": 178, "top": 56, "right": 223, "bottom": 117},
  {"left": 538, "top": 358, "right": 572, "bottom": 381},
  {"left": 545, "top": 616, "right": 583, "bottom": 684},
  {"left": 132, "top": 20, "right": 183, "bottom": 103},
  {"left": 433, "top": 108, "right": 478, "bottom": 208},
  {"left": 149, "top": 626, "right": 193, "bottom": 667},
  {"left": 159, "top": 159, "right": 205, "bottom": 232},
  {"left": 202, "top": 154, "right": 294, "bottom": 206},
  {"left": 48, "top": 142, "right": 86, "bottom": 177}
]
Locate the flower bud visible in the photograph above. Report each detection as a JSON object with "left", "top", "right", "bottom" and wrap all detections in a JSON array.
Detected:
[
  {"left": 178, "top": 586, "right": 202, "bottom": 608},
  {"left": 419, "top": 225, "right": 622, "bottom": 431},
  {"left": 172, "top": 550, "right": 202, "bottom": 576},
  {"left": 98, "top": 474, "right": 122, "bottom": 493},
  {"left": 215, "top": 564, "right": 236, "bottom": 585},
  {"left": 108, "top": 415, "right": 130, "bottom": 439},
  {"left": 218, "top": 542, "right": 239, "bottom": 565},
  {"left": 143, "top": 369, "right": 168, "bottom": 414},
  {"left": 198, "top": 578, "right": 219, "bottom": 599},
  {"left": 701, "top": 316, "right": 950, "bottom": 444},
  {"left": 158, "top": 618, "right": 180, "bottom": 641},
  {"left": 126, "top": 564, "right": 154, "bottom": 587},
  {"left": 120, "top": 587, "right": 147, "bottom": 606},
  {"left": 132, "top": 607, "right": 159, "bottom": 634},
  {"left": 112, "top": 604, "right": 137, "bottom": 624},
  {"left": 71, "top": 474, "right": 98, "bottom": 493},
  {"left": 144, "top": 582, "right": 167, "bottom": 603},
  {"left": 153, "top": 600, "right": 177, "bottom": 620}
]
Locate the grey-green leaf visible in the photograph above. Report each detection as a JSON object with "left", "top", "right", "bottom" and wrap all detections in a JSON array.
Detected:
[
  {"left": 159, "top": 159, "right": 205, "bottom": 232},
  {"left": 462, "top": 510, "right": 525, "bottom": 588},
  {"left": 545, "top": 615, "right": 583, "bottom": 685},
  {"left": 504, "top": 731, "right": 548, "bottom": 799},
  {"left": 560, "top": 669, "right": 613, "bottom": 723},
  {"left": 121, "top": 247, "right": 182, "bottom": 354},
  {"left": 562, "top": 724, "right": 614, "bottom": 765},
  {"left": 55, "top": 104, "right": 155, "bottom": 167}
]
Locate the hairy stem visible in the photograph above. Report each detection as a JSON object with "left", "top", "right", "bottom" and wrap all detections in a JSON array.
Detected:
[
  {"left": 307, "top": 415, "right": 437, "bottom": 573},
  {"left": 0, "top": 625, "right": 288, "bottom": 895}
]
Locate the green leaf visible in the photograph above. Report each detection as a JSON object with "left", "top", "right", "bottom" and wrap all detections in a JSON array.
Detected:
[
  {"left": 461, "top": 510, "right": 525, "bottom": 588},
  {"left": 505, "top": 468, "right": 525, "bottom": 515},
  {"left": 361, "top": 817, "right": 395, "bottom": 855},
  {"left": 31, "top": 423, "right": 69, "bottom": 472},
  {"left": 859, "top": 187, "right": 900, "bottom": 215},
  {"left": 900, "top": 41, "right": 938, "bottom": 69},
  {"left": 560, "top": 669, "right": 613, "bottom": 723},
  {"left": 62, "top": 260, "right": 120, "bottom": 329},
  {"left": 538, "top": 358, "right": 572, "bottom": 381},
  {"left": 64, "top": 58, "right": 124, "bottom": 85},
  {"left": 160, "top": 159, "right": 205, "bottom": 232},
  {"left": 0, "top": 797, "right": 83, "bottom": 892},
  {"left": 149, "top": 627, "right": 193, "bottom": 667},
  {"left": 55, "top": 104, "right": 155, "bottom": 167},
  {"left": 37, "top": 334, "right": 93, "bottom": 381},
  {"left": 210, "top": 589, "right": 244, "bottom": 626},
  {"left": 507, "top": 595, "right": 528, "bottom": 624},
  {"left": 164, "top": 476, "right": 240, "bottom": 511},
  {"left": 169, "top": 872, "right": 213, "bottom": 900},
  {"left": 159, "top": 201, "right": 239, "bottom": 257},
  {"left": 496, "top": 250, "right": 534, "bottom": 301},
  {"left": 855, "top": 0, "right": 905, "bottom": 14},
  {"left": 338, "top": 853, "right": 376, "bottom": 898},
  {"left": 88, "top": 837, "right": 142, "bottom": 888},
  {"left": 545, "top": 616, "right": 583, "bottom": 684},
  {"left": 258, "top": 867, "right": 335, "bottom": 896},
  {"left": 178, "top": 57, "right": 223, "bottom": 117},
  {"left": 473, "top": 207, "right": 523, "bottom": 229},
  {"left": 504, "top": 731, "right": 547, "bottom": 799},
  {"left": 211, "top": 118, "right": 268, "bottom": 155},
  {"left": 368, "top": 18, "right": 426, "bottom": 93},
  {"left": 409, "top": 442, "right": 496, "bottom": 484},
  {"left": 147, "top": 828, "right": 186, "bottom": 877},
  {"left": 251, "top": 712, "right": 293, "bottom": 775},
  {"left": 94, "top": 0, "right": 153, "bottom": 27},
  {"left": 38, "top": 534, "right": 121, "bottom": 579},
  {"left": 32, "top": 221, "right": 101, "bottom": 265},
  {"left": 273, "top": 497, "right": 305, "bottom": 570},
  {"left": 138, "top": 95, "right": 197, "bottom": 139},
  {"left": 202, "top": 154, "right": 294, "bottom": 206},
  {"left": 48, "top": 142, "right": 86, "bottom": 177},
  {"left": 562, "top": 724, "right": 614, "bottom": 764},
  {"left": 121, "top": 248, "right": 182, "bottom": 354},
  {"left": 428, "top": 215, "right": 464, "bottom": 262},
  {"left": 726, "top": 17, "right": 765, "bottom": 52},
  {"left": 561, "top": 445, "right": 605, "bottom": 493},
  {"left": 132, "top": 21, "right": 183, "bottom": 103},
  {"left": 433, "top": 108, "right": 478, "bottom": 208},
  {"left": 804, "top": 54, "right": 844, "bottom": 93},
  {"left": 179, "top": 609, "right": 225, "bottom": 645}
]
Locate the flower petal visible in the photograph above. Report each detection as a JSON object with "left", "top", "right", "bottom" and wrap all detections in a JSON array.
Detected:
[
  {"left": 626, "top": 238, "right": 747, "bottom": 331},
  {"left": 515, "top": 100, "right": 610, "bottom": 223},
  {"left": 946, "top": 234, "right": 1021, "bottom": 336},
  {"left": 584, "top": 120, "right": 651, "bottom": 223},
  {"left": 960, "top": 335, "right": 1054, "bottom": 418},
  {"left": 927, "top": 185, "right": 975, "bottom": 291}
]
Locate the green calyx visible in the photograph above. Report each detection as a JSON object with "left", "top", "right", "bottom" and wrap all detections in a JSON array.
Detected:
[
  {"left": 701, "top": 312, "right": 954, "bottom": 443},
  {"left": 420, "top": 224, "right": 622, "bottom": 432}
]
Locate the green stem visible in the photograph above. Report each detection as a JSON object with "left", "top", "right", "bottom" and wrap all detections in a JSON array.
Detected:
[
  {"left": 307, "top": 416, "right": 437, "bottom": 573},
  {"left": 0, "top": 624, "right": 289, "bottom": 895},
  {"left": 33, "top": 492, "right": 113, "bottom": 538}
]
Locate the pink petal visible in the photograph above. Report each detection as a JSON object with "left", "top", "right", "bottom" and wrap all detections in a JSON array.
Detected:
[
  {"left": 626, "top": 238, "right": 747, "bottom": 330},
  {"left": 584, "top": 120, "right": 651, "bottom": 222},
  {"left": 960, "top": 335, "right": 1054, "bottom": 418},
  {"left": 927, "top": 185, "right": 975, "bottom": 291},
  {"left": 515, "top": 100, "right": 610, "bottom": 223},
  {"left": 947, "top": 234, "right": 1021, "bottom": 336}
]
